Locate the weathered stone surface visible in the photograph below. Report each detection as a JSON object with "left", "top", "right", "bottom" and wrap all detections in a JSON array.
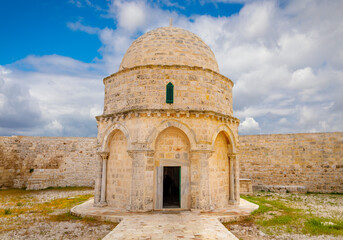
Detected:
[
  {"left": 103, "top": 66, "right": 234, "bottom": 116},
  {"left": 0, "top": 136, "right": 97, "bottom": 189},
  {"left": 95, "top": 27, "right": 239, "bottom": 212},
  {"left": 119, "top": 27, "right": 219, "bottom": 72},
  {"left": 239, "top": 132, "right": 343, "bottom": 193},
  {"left": 0, "top": 132, "right": 342, "bottom": 193},
  {"left": 239, "top": 179, "right": 253, "bottom": 195}
]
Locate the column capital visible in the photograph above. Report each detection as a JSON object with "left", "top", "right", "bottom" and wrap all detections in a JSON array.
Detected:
[{"left": 97, "top": 151, "right": 109, "bottom": 160}]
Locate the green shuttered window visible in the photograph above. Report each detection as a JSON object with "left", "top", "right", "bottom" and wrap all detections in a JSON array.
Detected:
[{"left": 166, "top": 82, "right": 174, "bottom": 104}]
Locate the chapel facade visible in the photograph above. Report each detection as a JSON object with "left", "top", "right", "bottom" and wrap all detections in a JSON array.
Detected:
[{"left": 94, "top": 26, "right": 240, "bottom": 211}]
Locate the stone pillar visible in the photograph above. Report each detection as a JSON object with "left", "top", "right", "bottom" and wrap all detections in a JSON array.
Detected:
[
  {"left": 128, "top": 150, "right": 153, "bottom": 211},
  {"left": 98, "top": 151, "right": 109, "bottom": 206},
  {"left": 190, "top": 150, "right": 213, "bottom": 211}
]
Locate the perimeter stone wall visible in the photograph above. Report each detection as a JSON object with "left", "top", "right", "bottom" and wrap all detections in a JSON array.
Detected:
[
  {"left": 239, "top": 132, "right": 343, "bottom": 193},
  {"left": 0, "top": 136, "right": 97, "bottom": 190},
  {"left": 0, "top": 132, "right": 342, "bottom": 193}
]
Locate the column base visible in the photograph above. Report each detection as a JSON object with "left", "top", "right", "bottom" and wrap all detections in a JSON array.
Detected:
[
  {"left": 94, "top": 201, "right": 108, "bottom": 207},
  {"left": 229, "top": 199, "right": 239, "bottom": 205}
]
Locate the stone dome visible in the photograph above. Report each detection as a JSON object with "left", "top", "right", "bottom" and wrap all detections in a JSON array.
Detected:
[{"left": 119, "top": 27, "right": 219, "bottom": 73}]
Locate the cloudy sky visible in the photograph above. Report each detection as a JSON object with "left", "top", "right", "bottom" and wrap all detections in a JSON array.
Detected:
[{"left": 0, "top": 0, "right": 342, "bottom": 136}]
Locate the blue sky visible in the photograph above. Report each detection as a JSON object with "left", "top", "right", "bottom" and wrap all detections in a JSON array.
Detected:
[
  {"left": 0, "top": 0, "right": 343, "bottom": 137},
  {"left": 0, "top": 0, "right": 242, "bottom": 65}
]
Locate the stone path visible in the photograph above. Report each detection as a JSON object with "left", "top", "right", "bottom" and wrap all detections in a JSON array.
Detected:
[
  {"left": 102, "top": 212, "right": 238, "bottom": 240},
  {"left": 71, "top": 199, "right": 258, "bottom": 239}
]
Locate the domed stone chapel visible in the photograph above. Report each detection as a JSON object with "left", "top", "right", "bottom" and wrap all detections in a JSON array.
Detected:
[{"left": 94, "top": 26, "right": 240, "bottom": 211}]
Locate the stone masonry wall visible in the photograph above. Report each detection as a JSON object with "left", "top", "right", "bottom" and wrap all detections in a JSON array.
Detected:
[
  {"left": 1, "top": 133, "right": 342, "bottom": 192},
  {"left": 106, "top": 130, "right": 132, "bottom": 208},
  {"left": 103, "top": 66, "right": 233, "bottom": 116},
  {"left": 0, "top": 136, "right": 97, "bottom": 190},
  {"left": 239, "top": 132, "right": 343, "bottom": 193}
]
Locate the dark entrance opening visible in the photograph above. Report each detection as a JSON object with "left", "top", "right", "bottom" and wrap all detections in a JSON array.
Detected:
[{"left": 163, "top": 166, "right": 180, "bottom": 208}]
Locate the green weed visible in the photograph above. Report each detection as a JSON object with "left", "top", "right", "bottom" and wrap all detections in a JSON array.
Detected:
[
  {"left": 303, "top": 217, "right": 343, "bottom": 236},
  {"left": 4, "top": 208, "right": 11, "bottom": 215}
]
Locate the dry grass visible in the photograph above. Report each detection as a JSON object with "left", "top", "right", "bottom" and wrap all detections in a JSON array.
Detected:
[{"left": 0, "top": 187, "right": 117, "bottom": 239}]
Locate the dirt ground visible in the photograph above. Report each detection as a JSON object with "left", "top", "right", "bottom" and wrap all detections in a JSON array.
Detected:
[
  {"left": 0, "top": 187, "right": 116, "bottom": 240},
  {"left": 1, "top": 189, "right": 343, "bottom": 240}
]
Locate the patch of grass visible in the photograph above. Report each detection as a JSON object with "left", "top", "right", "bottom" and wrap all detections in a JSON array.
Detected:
[
  {"left": 0, "top": 188, "right": 111, "bottom": 236},
  {"left": 43, "top": 186, "right": 93, "bottom": 191},
  {"left": 49, "top": 212, "right": 83, "bottom": 221},
  {"left": 303, "top": 217, "right": 343, "bottom": 236},
  {"left": 49, "top": 211, "right": 117, "bottom": 229},
  {"left": 0, "top": 188, "right": 32, "bottom": 197},
  {"left": 4, "top": 208, "right": 11, "bottom": 215},
  {"left": 259, "top": 215, "right": 294, "bottom": 226},
  {"left": 28, "top": 194, "right": 93, "bottom": 215},
  {"left": 237, "top": 193, "right": 343, "bottom": 237}
]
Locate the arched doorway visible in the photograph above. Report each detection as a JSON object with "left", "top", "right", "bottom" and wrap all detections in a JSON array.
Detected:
[
  {"left": 154, "top": 127, "right": 191, "bottom": 209},
  {"left": 209, "top": 131, "right": 232, "bottom": 208},
  {"left": 106, "top": 130, "right": 132, "bottom": 208}
]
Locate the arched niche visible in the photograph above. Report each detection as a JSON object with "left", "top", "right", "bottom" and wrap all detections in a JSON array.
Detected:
[
  {"left": 147, "top": 119, "right": 196, "bottom": 151},
  {"left": 106, "top": 129, "right": 132, "bottom": 209},
  {"left": 100, "top": 122, "right": 132, "bottom": 152},
  {"left": 209, "top": 131, "right": 230, "bottom": 208},
  {"left": 153, "top": 126, "right": 191, "bottom": 210},
  {"left": 211, "top": 124, "right": 237, "bottom": 153}
]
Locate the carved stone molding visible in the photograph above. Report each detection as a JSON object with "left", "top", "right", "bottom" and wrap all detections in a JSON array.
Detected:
[
  {"left": 97, "top": 151, "right": 109, "bottom": 160},
  {"left": 96, "top": 109, "right": 240, "bottom": 126}
]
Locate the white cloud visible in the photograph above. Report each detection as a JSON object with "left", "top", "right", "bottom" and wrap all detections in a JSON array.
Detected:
[
  {"left": 47, "top": 120, "right": 63, "bottom": 132},
  {"left": 239, "top": 117, "right": 260, "bottom": 135},
  {"left": 110, "top": 0, "right": 147, "bottom": 32},
  {"left": 0, "top": 54, "right": 103, "bottom": 136},
  {"left": 69, "top": 0, "right": 82, "bottom": 8},
  {"left": 0, "top": 93, "right": 5, "bottom": 109},
  {"left": 2, "top": 0, "right": 343, "bottom": 136},
  {"left": 290, "top": 67, "right": 316, "bottom": 89},
  {"left": 67, "top": 21, "right": 100, "bottom": 34},
  {"left": 180, "top": 0, "right": 343, "bottom": 134},
  {"left": 90, "top": 105, "right": 102, "bottom": 119}
]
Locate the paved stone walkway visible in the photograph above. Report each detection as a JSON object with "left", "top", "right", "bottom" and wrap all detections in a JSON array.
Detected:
[
  {"left": 102, "top": 212, "right": 238, "bottom": 240},
  {"left": 71, "top": 199, "right": 258, "bottom": 239}
]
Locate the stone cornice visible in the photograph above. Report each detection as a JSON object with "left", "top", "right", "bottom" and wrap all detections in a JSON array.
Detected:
[
  {"left": 103, "top": 64, "right": 234, "bottom": 87},
  {"left": 96, "top": 109, "right": 240, "bottom": 126}
]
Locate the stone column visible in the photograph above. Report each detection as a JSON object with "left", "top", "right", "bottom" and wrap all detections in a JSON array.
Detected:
[
  {"left": 229, "top": 154, "right": 235, "bottom": 202},
  {"left": 228, "top": 153, "right": 239, "bottom": 205},
  {"left": 98, "top": 151, "right": 109, "bottom": 206},
  {"left": 233, "top": 153, "right": 240, "bottom": 205},
  {"left": 94, "top": 150, "right": 103, "bottom": 205}
]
